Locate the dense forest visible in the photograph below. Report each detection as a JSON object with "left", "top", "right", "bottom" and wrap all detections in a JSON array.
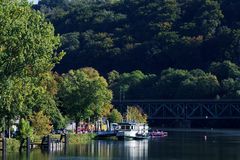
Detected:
[{"left": 34, "top": 0, "right": 240, "bottom": 100}]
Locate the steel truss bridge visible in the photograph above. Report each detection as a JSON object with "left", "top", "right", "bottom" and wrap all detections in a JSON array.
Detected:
[{"left": 113, "top": 100, "right": 240, "bottom": 120}]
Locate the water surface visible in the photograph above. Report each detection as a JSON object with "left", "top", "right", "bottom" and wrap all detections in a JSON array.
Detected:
[{"left": 4, "top": 130, "right": 240, "bottom": 160}]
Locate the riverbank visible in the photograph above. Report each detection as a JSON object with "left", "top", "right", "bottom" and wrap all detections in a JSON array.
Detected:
[{"left": 68, "top": 133, "right": 96, "bottom": 144}]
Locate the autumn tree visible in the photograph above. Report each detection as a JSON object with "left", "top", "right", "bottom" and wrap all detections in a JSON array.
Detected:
[
  {"left": 108, "top": 109, "right": 123, "bottom": 123},
  {"left": 126, "top": 106, "right": 147, "bottom": 123},
  {"left": 30, "top": 111, "right": 53, "bottom": 136}
]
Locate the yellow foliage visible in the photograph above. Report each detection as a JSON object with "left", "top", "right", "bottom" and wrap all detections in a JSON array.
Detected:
[
  {"left": 126, "top": 106, "right": 147, "bottom": 123},
  {"left": 99, "top": 103, "right": 113, "bottom": 117},
  {"left": 30, "top": 111, "right": 53, "bottom": 136}
]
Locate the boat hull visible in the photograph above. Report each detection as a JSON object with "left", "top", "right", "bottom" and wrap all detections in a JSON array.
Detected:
[{"left": 116, "top": 131, "right": 138, "bottom": 140}]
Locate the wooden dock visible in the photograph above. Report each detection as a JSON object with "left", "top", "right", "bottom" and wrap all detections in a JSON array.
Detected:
[{"left": 1, "top": 134, "right": 68, "bottom": 159}]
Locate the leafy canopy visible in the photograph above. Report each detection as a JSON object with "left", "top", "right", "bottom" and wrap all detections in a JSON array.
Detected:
[{"left": 58, "top": 67, "right": 112, "bottom": 122}]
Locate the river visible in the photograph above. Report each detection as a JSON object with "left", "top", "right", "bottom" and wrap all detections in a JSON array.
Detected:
[{"left": 4, "top": 129, "right": 240, "bottom": 160}]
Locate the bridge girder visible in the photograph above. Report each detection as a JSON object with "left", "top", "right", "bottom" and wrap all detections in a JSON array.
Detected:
[{"left": 113, "top": 100, "right": 240, "bottom": 120}]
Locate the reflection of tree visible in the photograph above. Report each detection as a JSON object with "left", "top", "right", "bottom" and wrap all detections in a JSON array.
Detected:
[{"left": 66, "top": 140, "right": 148, "bottom": 159}]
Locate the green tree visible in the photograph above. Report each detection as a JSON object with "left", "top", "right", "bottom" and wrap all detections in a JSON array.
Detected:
[
  {"left": 18, "top": 118, "right": 33, "bottom": 140},
  {"left": 156, "top": 68, "right": 220, "bottom": 99},
  {"left": 222, "top": 78, "right": 240, "bottom": 99},
  {"left": 58, "top": 67, "right": 112, "bottom": 132},
  {"left": 177, "top": 73, "right": 220, "bottom": 99},
  {"left": 108, "top": 109, "right": 123, "bottom": 123},
  {"left": 209, "top": 61, "right": 240, "bottom": 80},
  {"left": 0, "top": 0, "right": 64, "bottom": 130},
  {"left": 0, "top": 0, "right": 64, "bottom": 78},
  {"left": 156, "top": 68, "right": 191, "bottom": 98},
  {"left": 109, "top": 70, "right": 154, "bottom": 99}
]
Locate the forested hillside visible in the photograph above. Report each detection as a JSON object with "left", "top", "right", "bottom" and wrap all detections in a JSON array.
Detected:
[{"left": 34, "top": 0, "right": 240, "bottom": 99}]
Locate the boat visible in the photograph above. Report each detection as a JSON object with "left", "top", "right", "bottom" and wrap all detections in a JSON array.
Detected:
[
  {"left": 116, "top": 122, "right": 149, "bottom": 140},
  {"left": 96, "top": 123, "right": 119, "bottom": 138},
  {"left": 149, "top": 130, "right": 168, "bottom": 137},
  {"left": 134, "top": 132, "right": 149, "bottom": 140}
]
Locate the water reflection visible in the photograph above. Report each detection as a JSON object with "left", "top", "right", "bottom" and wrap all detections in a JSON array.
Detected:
[
  {"left": 3, "top": 130, "right": 240, "bottom": 160},
  {"left": 67, "top": 139, "right": 148, "bottom": 159},
  {"left": 123, "top": 140, "right": 148, "bottom": 159}
]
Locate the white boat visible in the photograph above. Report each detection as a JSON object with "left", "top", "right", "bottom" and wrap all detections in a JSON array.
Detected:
[
  {"left": 97, "top": 123, "right": 119, "bottom": 138},
  {"left": 116, "top": 122, "right": 149, "bottom": 140}
]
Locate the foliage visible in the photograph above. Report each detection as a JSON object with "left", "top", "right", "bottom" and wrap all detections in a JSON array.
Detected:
[
  {"left": 0, "top": 0, "right": 65, "bottom": 130},
  {"left": 32, "top": 0, "right": 240, "bottom": 100},
  {"left": 126, "top": 106, "right": 147, "bottom": 123},
  {"left": 0, "top": 0, "right": 64, "bottom": 78},
  {"left": 36, "top": 0, "right": 228, "bottom": 75},
  {"left": 108, "top": 109, "right": 123, "bottom": 123},
  {"left": 18, "top": 118, "right": 33, "bottom": 140},
  {"left": 221, "top": 78, "right": 240, "bottom": 99},
  {"left": 30, "top": 111, "right": 53, "bottom": 136},
  {"left": 109, "top": 70, "right": 156, "bottom": 100},
  {"left": 58, "top": 68, "right": 112, "bottom": 124},
  {"left": 6, "top": 138, "right": 20, "bottom": 152},
  {"left": 157, "top": 68, "right": 220, "bottom": 99},
  {"left": 209, "top": 61, "right": 240, "bottom": 81}
]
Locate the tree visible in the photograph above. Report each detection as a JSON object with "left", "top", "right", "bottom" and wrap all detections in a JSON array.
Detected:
[
  {"left": 177, "top": 73, "right": 220, "bottom": 99},
  {"left": 221, "top": 78, "right": 240, "bottom": 99},
  {"left": 107, "top": 70, "right": 120, "bottom": 84},
  {"left": 0, "top": 0, "right": 64, "bottom": 78},
  {"left": 156, "top": 68, "right": 220, "bottom": 99},
  {"left": 109, "top": 70, "right": 154, "bottom": 100},
  {"left": 0, "top": 0, "right": 64, "bottom": 131},
  {"left": 209, "top": 61, "right": 240, "bottom": 80},
  {"left": 179, "top": 0, "right": 223, "bottom": 37},
  {"left": 18, "top": 118, "right": 33, "bottom": 140},
  {"left": 58, "top": 67, "right": 112, "bottom": 132},
  {"left": 126, "top": 106, "right": 147, "bottom": 123},
  {"left": 156, "top": 68, "right": 191, "bottom": 98},
  {"left": 108, "top": 109, "right": 123, "bottom": 123},
  {"left": 30, "top": 111, "right": 53, "bottom": 136}
]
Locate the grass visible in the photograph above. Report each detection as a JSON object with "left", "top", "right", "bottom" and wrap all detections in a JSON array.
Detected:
[{"left": 68, "top": 133, "right": 96, "bottom": 144}]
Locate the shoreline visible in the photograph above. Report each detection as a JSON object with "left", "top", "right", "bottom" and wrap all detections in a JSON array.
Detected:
[{"left": 158, "top": 128, "right": 240, "bottom": 134}]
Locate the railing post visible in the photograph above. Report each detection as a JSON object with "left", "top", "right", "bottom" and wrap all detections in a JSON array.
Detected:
[
  {"left": 47, "top": 135, "right": 51, "bottom": 153},
  {"left": 2, "top": 136, "right": 6, "bottom": 160},
  {"left": 64, "top": 134, "right": 68, "bottom": 154},
  {"left": 26, "top": 137, "right": 31, "bottom": 157}
]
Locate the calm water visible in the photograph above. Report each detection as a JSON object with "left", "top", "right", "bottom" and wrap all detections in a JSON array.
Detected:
[{"left": 4, "top": 130, "right": 240, "bottom": 160}]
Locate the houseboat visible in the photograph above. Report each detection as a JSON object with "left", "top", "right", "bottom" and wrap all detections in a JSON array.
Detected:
[
  {"left": 116, "top": 122, "right": 149, "bottom": 140},
  {"left": 96, "top": 123, "right": 119, "bottom": 138}
]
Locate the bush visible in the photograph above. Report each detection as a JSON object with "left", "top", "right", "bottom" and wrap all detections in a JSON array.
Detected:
[
  {"left": 68, "top": 133, "right": 96, "bottom": 144},
  {"left": 6, "top": 138, "right": 20, "bottom": 152}
]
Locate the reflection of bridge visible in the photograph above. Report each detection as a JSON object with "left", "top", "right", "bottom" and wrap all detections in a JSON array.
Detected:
[{"left": 113, "top": 100, "right": 240, "bottom": 120}]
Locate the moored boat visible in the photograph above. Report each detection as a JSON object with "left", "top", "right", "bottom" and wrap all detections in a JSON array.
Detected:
[
  {"left": 149, "top": 130, "right": 168, "bottom": 137},
  {"left": 96, "top": 123, "right": 118, "bottom": 138},
  {"left": 116, "top": 122, "right": 149, "bottom": 140}
]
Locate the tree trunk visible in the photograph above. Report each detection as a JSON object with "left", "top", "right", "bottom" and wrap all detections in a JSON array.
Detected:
[
  {"left": 7, "top": 118, "right": 10, "bottom": 138},
  {"left": 19, "top": 138, "right": 24, "bottom": 153},
  {"left": 75, "top": 120, "right": 79, "bottom": 134}
]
